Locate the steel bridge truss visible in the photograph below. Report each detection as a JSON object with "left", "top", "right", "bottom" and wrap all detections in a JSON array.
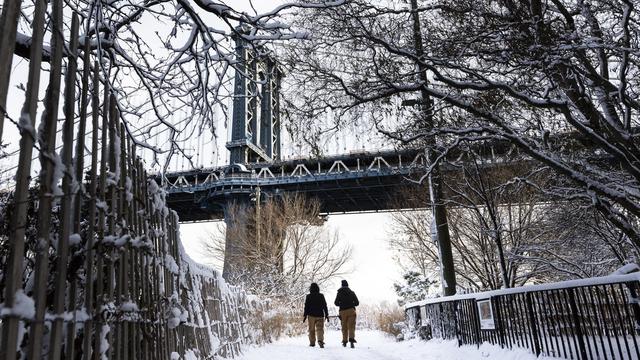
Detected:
[{"left": 161, "top": 149, "right": 427, "bottom": 221}]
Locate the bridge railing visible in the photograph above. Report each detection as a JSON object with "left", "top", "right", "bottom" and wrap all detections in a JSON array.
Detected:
[
  {"left": 405, "top": 273, "right": 640, "bottom": 360},
  {"left": 160, "top": 150, "right": 428, "bottom": 191}
]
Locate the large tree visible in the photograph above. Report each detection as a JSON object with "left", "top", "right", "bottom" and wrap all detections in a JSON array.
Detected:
[
  {"left": 389, "top": 151, "right": 551, "bottom": 291},
  {"left": 389, "top": 152, "right": 636, "bottom": 291},
  {"left": 282, "top": 0, "right": 640, "bottom": 254}
]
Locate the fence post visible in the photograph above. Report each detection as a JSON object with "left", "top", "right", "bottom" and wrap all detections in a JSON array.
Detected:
[
  {"left": 568, "top": 288, "right": 588, "bottom": 360},
  {"left": 22, "top": 0, "right": 66, "bottom": 355},
  {"left": 67, "top": 23, "right": 93, "bottom": 360},
  {"left": 1, "top": 0, "right": 46, "bottom": 355},
  {"left": 82, "top": 59, "right": 101, "bottom": 360},
  {"left": 525, "top": 293, "right": 541, "bottom": 356},
  {"left": 0, "top": 0, "right": 23, "bottom": 144},
  {"left": 48, "top": 13, "right": 80, "bottom": 359}
]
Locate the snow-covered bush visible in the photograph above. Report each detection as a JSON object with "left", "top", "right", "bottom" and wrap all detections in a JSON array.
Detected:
[{"left": 394, "top": 272, "right": 438, "bottom": 306}]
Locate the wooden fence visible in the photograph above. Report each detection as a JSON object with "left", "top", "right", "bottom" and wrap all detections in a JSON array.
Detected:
[
  {"left": 405, "top": 273, "right": 640, "bottom": 360},
  {"left": 0, "top": 5, "right": 261, "bottom": 359}
]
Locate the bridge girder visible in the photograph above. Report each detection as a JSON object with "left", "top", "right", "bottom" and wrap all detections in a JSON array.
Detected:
[{"left": 159, "top": 148, "right": 546, "bottom": 222}]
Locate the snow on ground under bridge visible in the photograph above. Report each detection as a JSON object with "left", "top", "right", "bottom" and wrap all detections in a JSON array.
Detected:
[{"left": 235, "top": 330, "right": 560, "bottom": 360}]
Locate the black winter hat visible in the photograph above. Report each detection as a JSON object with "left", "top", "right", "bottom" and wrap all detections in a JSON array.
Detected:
[
  {"left": 341, "top": 280, "right": 349, "bottom": 287},
  {"left": 309, "top": 282, "right": 320, "bottom": 293}
]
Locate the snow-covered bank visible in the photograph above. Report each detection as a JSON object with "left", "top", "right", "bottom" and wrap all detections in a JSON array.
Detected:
[{"left": 235, "top": 330, "right": 560, "bottom": 360}]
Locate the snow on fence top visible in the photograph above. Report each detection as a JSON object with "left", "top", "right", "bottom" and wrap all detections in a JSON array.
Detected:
[{"left": 405, "top": 271, "right": 640, "bottom": 309}]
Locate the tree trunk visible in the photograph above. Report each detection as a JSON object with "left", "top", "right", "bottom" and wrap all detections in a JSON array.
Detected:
[{"left": 411, "top": 0, "right": 457, "bottom": 296}]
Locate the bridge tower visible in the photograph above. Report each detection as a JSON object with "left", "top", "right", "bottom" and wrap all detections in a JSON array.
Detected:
[
  {"left": 227, "top": 32, "right": 282, "bottom": 165},
  {"left": 222, "top": 33, "right": 284, "bottom": 279}
]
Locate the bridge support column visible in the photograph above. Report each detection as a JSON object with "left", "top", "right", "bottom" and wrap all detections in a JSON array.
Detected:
[
  {"left": 222, "top": 198, "right": 250, "bottom": 280},
  {"left": 220, "top": 192, "right": 287, "bottom": 282}
]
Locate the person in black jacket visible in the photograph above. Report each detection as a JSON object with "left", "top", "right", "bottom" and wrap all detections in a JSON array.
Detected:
[
  {"left": 334, "top": 279, "right": 359, "bottom": 348},
  {"left": 303, "top": 282, "right": 329, "bottom": 348}
]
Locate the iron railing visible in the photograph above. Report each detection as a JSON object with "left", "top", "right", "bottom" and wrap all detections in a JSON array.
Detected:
[{"left": 406, "top": 274, "right": 640, "bottom": 359}]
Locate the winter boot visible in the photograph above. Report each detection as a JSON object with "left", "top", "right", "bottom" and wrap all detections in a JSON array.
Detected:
[
  {"left": 319, "top": 341, "right": 324, "bottom": 348},
  {"left": 342, "top": 341, "right": 347, "bottom": 347},
  {"left": 349, "top": 338, "right": 356, "bottom": 348},
  {"left": 309, "top": 343, "right": 315, "bottom": 347}
]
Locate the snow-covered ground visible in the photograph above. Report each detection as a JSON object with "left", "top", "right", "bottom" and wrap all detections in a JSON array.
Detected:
[{"left": 235, "top": 330, "right": 560, "bottom": 360}]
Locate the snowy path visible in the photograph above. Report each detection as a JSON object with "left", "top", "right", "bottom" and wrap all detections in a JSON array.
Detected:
[{"left": 235, "top": 330, "right": 559, "bottom": 360}]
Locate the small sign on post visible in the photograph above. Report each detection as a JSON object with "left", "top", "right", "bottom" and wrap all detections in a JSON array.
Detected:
[{"left": 477, "top": 299, "right": 495, "bottom": 330}]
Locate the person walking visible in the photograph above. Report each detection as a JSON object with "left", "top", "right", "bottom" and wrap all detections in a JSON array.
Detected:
[
  {"left": 334, "top": 279, "right": 359, "bottom": 348},
  {"left": 303, "top": 282, "right": 329, "bottom": 348}
]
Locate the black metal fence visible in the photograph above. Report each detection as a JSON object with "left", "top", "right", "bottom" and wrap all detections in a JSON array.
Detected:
[{"left": 405, "top": 274, "right": 640, "bottom": 359}]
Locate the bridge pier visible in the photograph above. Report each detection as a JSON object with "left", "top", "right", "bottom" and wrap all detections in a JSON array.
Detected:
[
  {"left": 222, "top": 196, "right": 252, "bottom": 280},
  {"left": 218, "top": 190, "right": 285, "bottom": 281}
]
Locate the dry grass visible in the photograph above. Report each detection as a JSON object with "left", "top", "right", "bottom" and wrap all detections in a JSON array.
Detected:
[
  {"left": 353, "top": 302, "right": 406, "bottom": 338},
  {"left": 374, "top": 303, "right": 405, "bottom": 338},
  {"left": 251, "top": 301, "right": 307, "bottom": 343}
]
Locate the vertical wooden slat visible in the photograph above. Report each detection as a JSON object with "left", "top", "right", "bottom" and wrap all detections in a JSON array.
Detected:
[
  {"left": 65, "top": 25, "right": 93, "bottom": 360},
  {"left": 557, "top": 290, "right": 578, "bottom": 359},
  {"left": 144, "top": 173, "right": 157, "bottom": 358},
  {"left": 137, "top": 159, "right": 151, "bottom": 360},
  {"left": 0, "top": 0, "right": 23, "bottom": 143},
  {"left": 156, "top": 189, "right": 165, "bottom": 359},
  {"left": 106, "top": 93, "right": 118, "bottom": 359},
  {"left": 49, "top": 13, "right": 80, "bottom": 359},
  {"left": 593, "top": 286, "right": 616, "bottom": 359},
  {"left": 21, "top": 0, "right": 65, "bottom": 356},
  {"left": 546, "top": 291, "right": 567, "bottom": 358},
  {"left": 128, "top": 138, "right": 138, "bottom": 360},
  {"left": 120, "top": 122, "right": 130, "bottom": 360},
  {"left": 114, "top": 122, "right": 123, "bottom": 360},
  {"left": 0, "top": 0, "right": 46, "bottom": 355},
  {"left": 161, "top": 209, "right": 170, "bottom": 359},
  {"left": 83, "top": 59, "right": 101, "bottom": 360},
  {"left": 582, "top": 288, "right": 604, "bottom": 359},
  {"left": 493, "top": 297, "right": 507, "bottom": 349},
  {"left": 515, "top": 294, "right": 531, "bottom": 350},
  {"left": 93, "top": 79, "right": 110, "bottom": 360}
]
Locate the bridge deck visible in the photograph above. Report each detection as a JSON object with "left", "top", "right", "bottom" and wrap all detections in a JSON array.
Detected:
[
  {"left": 161, "top": 147, "right": 542, "bottom": 222},
  {"left": 162, "top": 149, "right": 426, "bottom": 221}
]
